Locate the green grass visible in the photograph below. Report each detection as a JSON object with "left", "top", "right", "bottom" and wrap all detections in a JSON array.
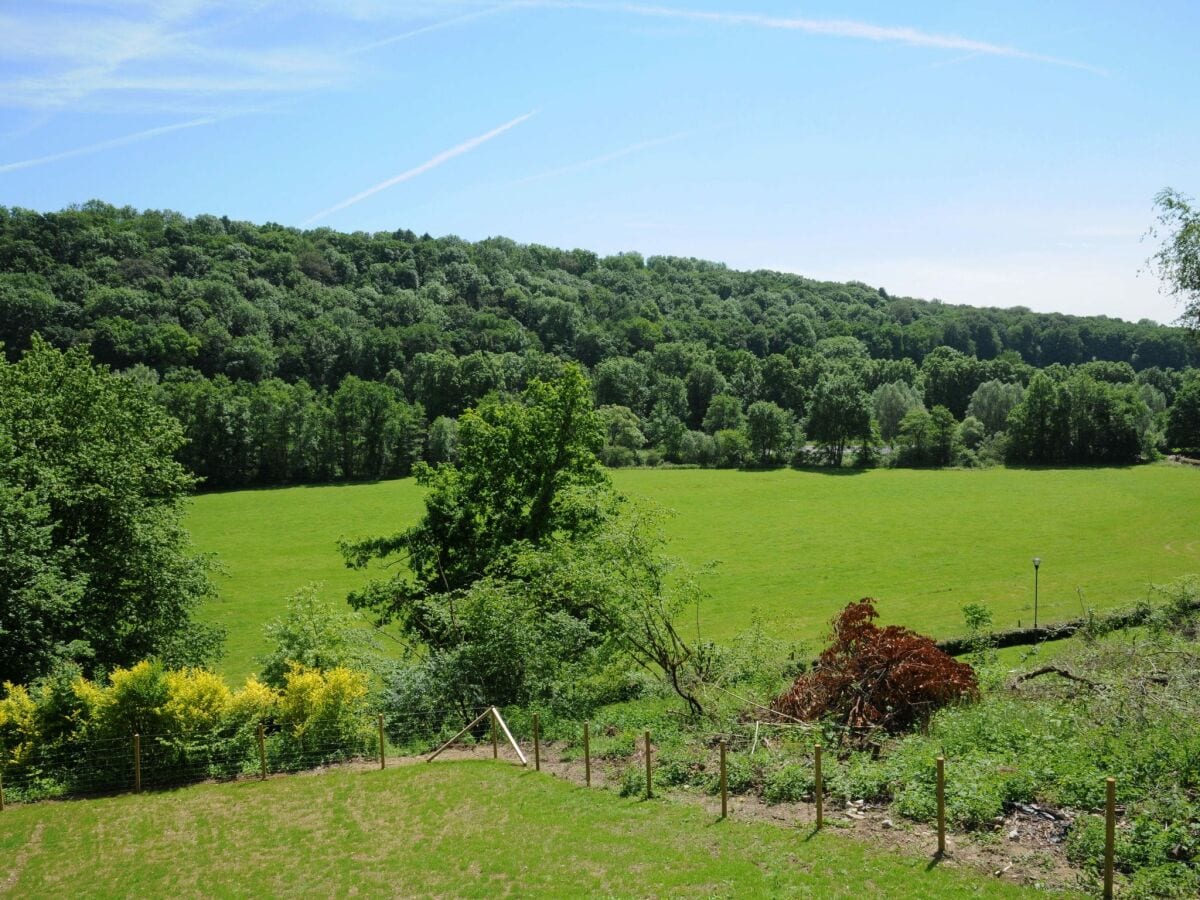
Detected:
[
  {"left": 0, "top": 761, "right": 1040, "bottom": 898},
  {"left": 188, "top": 480, "right": 425, "bottom": 680},
  {"left": 189, "top": 465, "right": 1200, "bottom": 678}
]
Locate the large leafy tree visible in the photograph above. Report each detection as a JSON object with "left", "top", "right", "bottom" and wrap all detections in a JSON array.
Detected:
[
  {"left": 342, "top": 365, "right": 613, "bottom": 646},
  {"left": 805, "top": 372, "right": 872, "bottom": 465},
  {"left": 966, "top": 379, "right": 1024, "bottom": 435},
  {"left": 871, "top": 380, "right": 924, "bottom": 442},
  {"left": 0, "top": 337, "right": 220, "bottom": 683},
  {"left": 745, "top": 400, "right": 793, "bottom": 465},
  {"left": 1148, "top": 188, "right": 1200, "bottom": 329},
  {"left": 344, "top": 365, "right": 707, "bottom": 714},
  {"left": 1167, "top": 377, "right": 1200, "bottom": 453}
]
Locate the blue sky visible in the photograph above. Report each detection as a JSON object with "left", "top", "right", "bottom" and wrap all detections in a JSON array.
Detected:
[{"left": 1, "top": 1, "right": 1196, "bottom": 322}]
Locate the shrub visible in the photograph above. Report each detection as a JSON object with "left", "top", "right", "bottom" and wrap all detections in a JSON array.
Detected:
[
  {"left": 763, "top": 760, "right": 814, "bottom": 804},
  {"left": 773, "top": 599, "right": 977, "bottom": 739},
  {"left": 655, "top": 745, "right": 706, "bottom": 788},
  {"left": 826, "top": 752, "right": 890, "bottom": 803},
  {"left": 273, "top": 664, "right": 373, "bottom": 767},
  {"left": 0, "top": 660, "right": 374, "bottom": 799},
  {"left": 619, "top": 765, "right": 647, "bottom": 798},
  {"left": 0, "top": 682, "right": 36, "bottom": 766},
  {"left": 703, "top": 752, "right": 757, "bottom": 796}
]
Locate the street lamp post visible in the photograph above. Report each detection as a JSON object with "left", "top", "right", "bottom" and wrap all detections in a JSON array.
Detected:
[{"left": 1032, "top": 557, "right": 1041, "bottom": 631}]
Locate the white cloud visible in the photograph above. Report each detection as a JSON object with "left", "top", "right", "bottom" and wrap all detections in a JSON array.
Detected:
[
  {"left": 516, "top": 129, "right": 697, "bottom": 183},
  {"left": 530, "top": 1, "right": 1104, "bottom": 74},
  {"left": 0, "top": 2, "right": 493, "bottom": 113},
  {"left": 304, "top": 110, "right": 537, "bottom": 224},
  {"left": 344, "top": 4, "right": 511, "bottom": 56}
]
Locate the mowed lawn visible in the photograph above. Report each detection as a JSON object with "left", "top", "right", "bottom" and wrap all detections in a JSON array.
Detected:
[
  {"left": 0, "top": 761, "right": 1040, "bottom": 898},
  {"left": 189, "top": 466, "right": 1200, "bottom": 678}
]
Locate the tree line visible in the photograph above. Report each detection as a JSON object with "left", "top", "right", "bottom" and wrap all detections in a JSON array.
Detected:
[{"left": 2, "top": 201, "right": 1199, "bottom": 486}]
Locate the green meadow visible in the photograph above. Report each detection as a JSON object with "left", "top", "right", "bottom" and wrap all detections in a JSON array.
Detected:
[
  {"left": 0, "top": 761, "right": 1039, "bottom": 898},
  {"left": 189, "top": 465, "right": 1200, "bottom": 679}
]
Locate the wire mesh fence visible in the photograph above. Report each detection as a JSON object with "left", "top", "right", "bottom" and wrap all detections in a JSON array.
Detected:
[
  {"left": 0, "top": 706, "right": 499, "bottom": 805},
  {"left": 0, "top": 704, "right": 1123, "bottom": 895}
]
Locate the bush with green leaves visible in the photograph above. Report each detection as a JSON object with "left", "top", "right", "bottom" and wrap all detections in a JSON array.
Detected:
[
  {"left": 762, "top": 760, "right": 815, "bottom": 804},
  {"left": 618, "top": 764, "right": 648, "bottom": 798},
  {"left": 0, "top": 660, "right": 373, "bottom": 800},
  {"left": 259, "top": 583, "right": 383, "bottom": 687},
  {"left": 702, "top": 751, "right": 757, "bottom": 796}
]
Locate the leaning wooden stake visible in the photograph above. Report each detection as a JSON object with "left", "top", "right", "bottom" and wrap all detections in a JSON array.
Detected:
[
  {"left": 378, "top": 714, "right": 386, "bottom": 770},
  {"left": 427, "top": 709, "right": 493, "bottom": 762},
  {"left": 719, "top": 741, "right": 728, "bottom": 819},
  {"left": 814, "top": 744, "right": 824, "bottom": 829},
  {"left": 583, "top": 721, "right": 592, "bottom": 786},
  {"left": 1104, "top": 777, "right": 1116, "bottom": 900},
  {"left": 935, "top": 756, "right": 946, "bottom": 856},
  {"left": 645, "top": 731, "right": 653, "bottom": 800},
  {"left": 533, "top": 713, "right": 541, "bottom": 772},
  {"left": 490, "top": 707, "right": 528, "bottom": 766},
  {"left": 134, "top": 733, "right": 142, "bottom": 793},
  {"left": 257, "top": 723, "right": 267, "bottom": 780}
]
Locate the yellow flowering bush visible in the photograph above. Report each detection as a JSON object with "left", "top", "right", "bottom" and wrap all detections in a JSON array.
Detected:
[
  {"left": 162, "top": 668, "right": 233, "bottom": 738},
  {"left": 274, "top": 664, "right": 372, "bottom": 766},
  {"left": 0, "top": 682, "right": 37, "bottom": 766},
  {"left": 0, "top": 660, "right": 376, "bottom": 799},
  {"left": 227, "top": 676, "right": 279, "bottom": 729}
]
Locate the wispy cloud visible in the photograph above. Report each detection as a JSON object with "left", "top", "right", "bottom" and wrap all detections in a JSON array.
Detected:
[
  {"left": 516, "top": 129, "right": 697, "bottom": 184},
  {"left": 0, "top": 2, "right": 499, "bottom": 113},
  {"left": 530, "top": 2, "right": 1104, "bottom": 74},
  {"left": 0, "top": 116, "right": 217, "bottom": 174},
  {"left": 344, "top": 4, "right": 511, "bottom": 56},
  {"left": 304, "top": 110, "right": 537, "bottom": 224}
]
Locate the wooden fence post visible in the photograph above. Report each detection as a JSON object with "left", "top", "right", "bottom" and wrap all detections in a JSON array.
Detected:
[
  {"left": 533, "top": 713, "right": 541, "bottom": 772},
  {"left": 134, "top": 733, "right": 142, "bottom": 793},
  {"left": 583, "top": 721, "right": 591, "bottom": 786},
  {"left": 257, "top": 723, "right": 267, "bottom": 780},
  {"left": 378, "top": 714, "right": 386, "bottom": 770},
  {"left": 814, "top": 744, "right": 823, "bottom": 829},
  {"left": 936, "top": 756, "right": 946, "bottom": 856},
  {"left": 719, "top": 741, "right": 727, "bottom": 819},
  {"left": 0, "top": 767, "right": 5, "bottom": 811},
  {"left": 644, "top": 731, "right": 653, "bottom": 800},
  {"left": 491, "top": 709, "right": 498, "bottom": 760},
  {"left": 1104, "top": 777, "right": 1116, "bottom": 900}
]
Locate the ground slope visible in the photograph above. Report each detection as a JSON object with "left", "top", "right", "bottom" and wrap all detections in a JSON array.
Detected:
[{"left": 0, "top": 761, "right": 1041, "bottom": 898}]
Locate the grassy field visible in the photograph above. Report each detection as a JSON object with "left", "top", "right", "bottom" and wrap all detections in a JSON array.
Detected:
[
  {"left": 0, "top": 761, "right": 1040, "bottom": 898},
  {"left": 189, "top": 465, "right": 1200, "bottom": 678}
]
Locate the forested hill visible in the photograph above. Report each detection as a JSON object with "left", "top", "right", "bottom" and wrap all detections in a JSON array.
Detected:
[
  {"left": 2, "top": 201, "right": 1197, "bottom": 486},
  {"left": 2, "top": 202, "right": 1191, "bottom": 375}
]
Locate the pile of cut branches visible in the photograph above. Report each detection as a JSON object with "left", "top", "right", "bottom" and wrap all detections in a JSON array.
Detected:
[{"left": 773, "top": 599, "right": 977, "bottom": 741}]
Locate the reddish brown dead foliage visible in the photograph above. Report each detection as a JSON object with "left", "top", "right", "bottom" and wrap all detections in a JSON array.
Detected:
[{"left": 772, "top": 598, "right": 978, "bottom": 740}]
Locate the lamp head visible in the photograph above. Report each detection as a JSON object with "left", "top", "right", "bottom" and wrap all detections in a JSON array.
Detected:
[{"left": 1032, "top": 557, "right": 1041, "bottom": 569}]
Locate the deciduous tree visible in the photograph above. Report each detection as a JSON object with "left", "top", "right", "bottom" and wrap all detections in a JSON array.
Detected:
[{"left": 0, "top": 338, "right": 220, "bottom": 683}]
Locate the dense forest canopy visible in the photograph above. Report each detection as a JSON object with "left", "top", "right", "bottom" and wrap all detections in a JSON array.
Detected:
[{"left": 1, "top": 200, "right": 1197, "bottom": 485}]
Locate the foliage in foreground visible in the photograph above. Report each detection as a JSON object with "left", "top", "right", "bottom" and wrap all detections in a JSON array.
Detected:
[
  {"left": 345, "top": 366, "right": 708, "bottom": 722},
  {"left": 0, "top": 660, "right": 373, "bottom": 800},
  {"left": 0, "top": 337, "right": 220, "bottom": 685}
]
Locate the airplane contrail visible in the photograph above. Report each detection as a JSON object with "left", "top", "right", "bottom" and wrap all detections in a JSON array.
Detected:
[
  {"left": 0, "top": 116, "right": 217, "bottom": 174},
  {"left": 304, "top": 110, "right": 537, "bottom": 224}
]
